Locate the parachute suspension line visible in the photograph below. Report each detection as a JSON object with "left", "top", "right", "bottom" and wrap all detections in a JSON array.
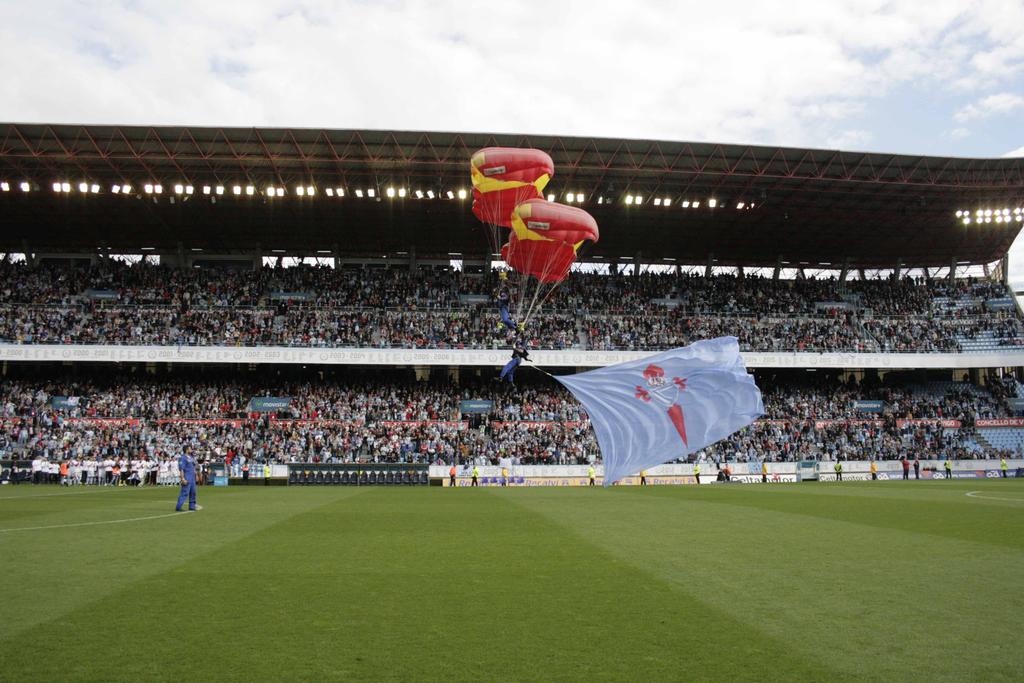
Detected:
[{"left": 521, "top": 239, "right": 569, "bottom": 325}]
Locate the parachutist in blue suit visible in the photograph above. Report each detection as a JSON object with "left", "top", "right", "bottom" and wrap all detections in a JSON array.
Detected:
[
  {"left": 499, "top": 339, "right": 531, "bottom": 386},
  {"left": 496, "top": 286, "right": 518, "bottom": 331}
]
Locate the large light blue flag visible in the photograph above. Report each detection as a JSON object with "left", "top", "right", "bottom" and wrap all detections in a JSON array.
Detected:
[{"left": 554, "top": 337, "right": 763, "bottom": 485}]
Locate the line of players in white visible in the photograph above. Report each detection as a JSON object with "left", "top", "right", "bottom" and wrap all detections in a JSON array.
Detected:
[{"left": 29, "top": 456, "right": 183, "bottom": 486}]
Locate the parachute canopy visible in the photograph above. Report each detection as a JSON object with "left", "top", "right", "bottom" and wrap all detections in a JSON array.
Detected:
[
  {"left": 509, "top": 198, "right": 600, "bottom": 246},
  {"left": 500, "top": 199, "right": 600, "bottom": 284},
  {"left": 501, "top": 236, "right": 576, "bottom": 283},
  {"left": 470, "top": 148, "right": 554, "bottom": 228}
]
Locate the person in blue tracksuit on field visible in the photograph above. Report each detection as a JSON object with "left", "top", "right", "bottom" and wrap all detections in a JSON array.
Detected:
[{"left": 175, "top": 449, "right": 200, "bottom": 512}]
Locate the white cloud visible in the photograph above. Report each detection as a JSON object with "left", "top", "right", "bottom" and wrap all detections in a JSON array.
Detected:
[
  {"left": 0, "top": 0, "right": 1021, "bottom": 151},
  {"left": 954, "top": 92, "right": 1024, "bottom": 122},
  {"left": 948, "top": 127, "right": 971, "bottom": 139},
  {"left": 1004, "top": 145, "right": 1024, "bottom": 158}
]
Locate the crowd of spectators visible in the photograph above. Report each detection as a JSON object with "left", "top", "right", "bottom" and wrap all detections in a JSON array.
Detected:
[
  {"left": 1, "top": 371, "right": 1021, "bottom": 468},
  {"left": 2, "top": 260, "right": 1023, "bottom": 352}
]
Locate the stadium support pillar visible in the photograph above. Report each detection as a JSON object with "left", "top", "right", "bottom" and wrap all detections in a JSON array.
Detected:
[
  {"left": 737, "top": 266, "right": 744, "bottom": 279},
  {"left": 634, "top": 252, "right": 642, "bottom": 276},
  {"left": 983, "top": 262, "right": 990, "bottom": 278},
  {"left": 773, "top": 256, "right": 782, "bottom": 280},
  {"left": 894, "top": 259, "right": 903, "bottom": 280},
  {"left": 176, "top": 242, "right": 185, "bottom": 268},
  {"left": 21, "top": 239, "right": 36, "bottom": 267},
  {"left": 859, "top": 269, "right": 866, "bottom": 280},
  {"left": 705, "top": 254, "right": 715, "bottom": 277},
  {"left": 1001, "top": 255, "right": 1010, "bottom": 285},
  {"left": 409, "top": 246, "right": 418, "bottom": 273},
  {"left": 839, "top": 259, "right": 850, "bottom": 282},
  {"left": 253, "top": 245, "right": 262, "bottom": 272},
  {"left": 949, "top": 258, "right": 957, "bottom": 282}
]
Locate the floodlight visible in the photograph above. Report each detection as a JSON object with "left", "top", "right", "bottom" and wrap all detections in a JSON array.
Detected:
[
  {"left": 355, "top": 189, "right": 364, "bottom": 198},
  {"left": 567, "top": 192, "right": 575, "bottom": 203},
  {"left": 0, "top": 182, "right": 8, "bottom": 192},
  {"left": 446, "top": 190, "right": 454, "bottom": 199},
  {"left": 692, "top": 201, "right": 700, "bottom": 208},
  {"left": 19, "top": 182, "right": 29, "bottom": 192},
  {"left": 112, "top": 185, "right": 121, "bottom": 194},
  {"left": 653, "top": 198, "right": 662, "bottom": 206},
  {"left": 185, "top": 185, "right": 193, "bottom": 195},
  {"left": 336, "top": 188, "right": 344, "bottom": 197},
  {"left": 996, "top": 215, "right": 1004, "bottom": 223},
  {"left": 276, "top": 188, "right": 285, "bottom": 197},
  {"left": 635, "top": 195, "right": 643, "bottom": 204},
  {"left": 306, "top": 186, "right": 315, "bottom": 195},
  {"left": 577, "top": 194, "right": 585, "bottom": 203},
  {"left": 268, "top": 186, "right": 277, "bottom": 196},
  {"left": 367, "top": 189, "right": 375, "bottom": 198},
  {"left": 663, "top": 198, "right": 671, "bottom": 207},
  {"left": 708, "top": 198, "right": 718, "bottom": 208},
  {"left": 398, "top": 188, "right": 406, "bottom": 198},
  {"left": 984, "top": 209, "right": 992, "bottom": 216},
  {"left": 737, "top": 202, "right": 745, "bottom": 209},
  {"left": 154, "top": 184, "right": 163, "bottom": 194},
  {"left": 232, "top": 185, "right": 242, "bottom": 195},
  {"left": 625, "top": 195, "right": 634, "bottom": 205},
  {"left": 90, "top": 184, "right": 99, "bottom": 193},
  {"left": 682, "top": 200, "right": 690, "bottom": 208},
  {"left": 955, "top": 210, "right": 963, "bottom": 217},
  {"left": 296, "top": 186, "right": 305, "bottom": 196},
  {"left": 79, "top": 182, "right": 89, "bottom": 193},
  {"left": 963, "top": 217, "right": 971, "bottom": 224},
  {"left": 174, "top": 184, "right": 184, "bottom": 194},
  {"left": 426, "top": 190, "right": 435, "bottom": 199},
  {"left": 386, "top": 187, "right": 395, "bottom": 198},
  {"left": 546, "top": 193, "right": 554, "bottom": 201},
  {"left": 144, "top": 184, "right": 154, "bottom": 194},
  {"left": 245, "top": 186, "right": 255, "bottom": 196},
  {"left": 326, "top": 188, "right": 334, "bottom": 197},
  {"left": 1003, "top": 208, "right": 1011, "bottom": 216},
  {"left": 458, "top": 189, "right": 467, "bottom": 199},
  {"left": 215, "top": 186, "right": 224, "bottom": 195},
  {"left": 415, "top": 190, "right": 424, "bottom": 199},
  {"left": 52, "top": 182, "right": 62, "bottom": 192},
  {"left": 122, "top": 184, "right": 132, "bottom": 194},
  {"left": 598, "top": 197, "right": 604, "bottom": 204}
]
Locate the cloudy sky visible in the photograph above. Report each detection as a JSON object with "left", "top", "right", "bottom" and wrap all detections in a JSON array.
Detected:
[{"left": 2, "top": 1, "right": 1023, "bottom": 275}]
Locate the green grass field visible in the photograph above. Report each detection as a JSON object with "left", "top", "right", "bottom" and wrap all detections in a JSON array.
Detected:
[{"left": 1, "top": 480, "right": 1023, "bottom": 682}]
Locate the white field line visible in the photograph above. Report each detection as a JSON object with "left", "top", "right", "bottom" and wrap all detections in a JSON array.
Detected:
[
  {"left": 0, "top": 510, "right": 192, "bottom": 533},
  {"left": 965, "top": 490, "right": 1024, "bottom": 503}
]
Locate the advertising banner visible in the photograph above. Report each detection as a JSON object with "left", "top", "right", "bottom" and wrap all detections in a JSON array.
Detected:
[
  {"left": 459, "top": 400, "right": 493, "bottom": 414},
  {"left": 852, "top": 400, "right": 884, "bottom": 413},
  {"left": 248, "top": 396, "right": 293, "bottom": 412},
  {"left": 50, "top": 396, "right": 80, "bottom": 409},
  {"left": 269, "top": 291, "right": 313, "bottom": 301},
  {"left": 976, "top": 418, "right": 1024, "bottom": 428},
  {"left": 896, "top": 419, "right": 961, "bottom": 429},
  {"left": 82, "top": 289, "right": 119, "bottom": 300}
]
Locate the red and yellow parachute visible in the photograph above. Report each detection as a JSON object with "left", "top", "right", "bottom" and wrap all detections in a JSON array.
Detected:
[
  {"left": 502, "top": 199, "right": 599, "bottom": 283},
  {"left": 470, "top": 147, "right": 554, "bottom": 228},
  {"left": 470, "top": 147, "right": 599, "bottom": 323}
]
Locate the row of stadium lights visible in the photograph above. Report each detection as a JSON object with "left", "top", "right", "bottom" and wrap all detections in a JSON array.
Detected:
[
  {"left": 956, "top": 208, "right": 1024, "bottom": 224},
  {"left": 2, "top": 181, "right": 754, "bottom": 209}
]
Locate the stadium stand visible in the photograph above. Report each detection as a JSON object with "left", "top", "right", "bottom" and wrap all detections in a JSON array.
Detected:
[{"left": 1, "top": 124, "right": 1022, "bottom": 476}]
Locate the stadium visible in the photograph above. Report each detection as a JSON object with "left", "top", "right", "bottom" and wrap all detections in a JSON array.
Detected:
[{"left": 2, "top": 122, "right": 1024, "bottom": 682}]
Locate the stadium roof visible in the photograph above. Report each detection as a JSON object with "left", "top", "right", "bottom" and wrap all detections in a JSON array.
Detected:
[{"left": 1, "top": 122, "right": 1023, "bottom": 268}]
